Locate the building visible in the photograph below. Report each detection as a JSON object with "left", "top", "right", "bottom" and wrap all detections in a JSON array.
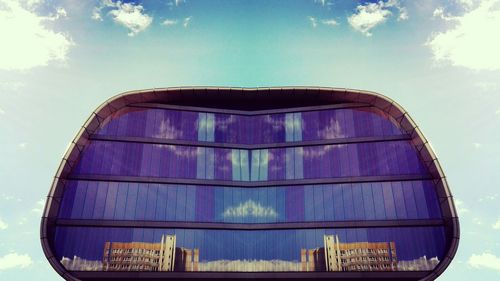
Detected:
[
  {"left": 41, "top": 87, "right": 459, "bottom": 280},
  {"left": 324, "top": 235, "right": 397, "bottom": 272},
  {"left": 102, "top": 235, "right": 176, "bottom": 272}
]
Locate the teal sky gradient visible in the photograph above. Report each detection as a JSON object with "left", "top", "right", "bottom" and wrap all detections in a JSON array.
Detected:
[{"left": 0, "top": 0, "right": 499, "bottom": 280}]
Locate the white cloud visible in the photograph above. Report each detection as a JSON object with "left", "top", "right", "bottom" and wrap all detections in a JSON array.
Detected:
[
  {"left": 223, "top": 200, "right": 278, "bottom": 218},
  {"left": 17, "top": 142, "right": 27, "bottom": 149},
  {"left": 162, "top": 19, "right": 177, "bottom": 26},
  {"left": 308, "top": 16, "right": 318, "bottom": 28},
  {"left": 468, "top": 253, "right": 500, "bottom": 271},
  {"left": 322, "top": 19, "right": 339, "bottom": 26},
  {"left": 31, "top": 198, "right": 45, "bottom": 215},
  {"left": 0, "top": 217, "right": 8, "bottom": 230},
  {"left": 475, "top": 81, "right": 497, "bottom": 91},
  {"left": 174, "top": 0, "right": 185, "bottom": 6},
  {"left": 454, "top": 199, "right": 469, "bottom": 215},
  {"left": 496, "top": 109, "right": 500, "bottom": 115},
  {"left": 314, "top": 0, "right": 328, "bottom": 6},
  {"left": 0, "top": 253, "right": 33, "bottom": 270},
  {"left": 473, "top": 142, "right": 482, "bottom": 149},
  {"left": 426, "top": 0, "right": 500, "bottom": 71},
  {"left": 0, "top": 0, "right": 73, "bottom": 70},
  {"left": 182, "top": 16, "right": 192, "bottom": 28},
  {"left": 348, "top": 0, "right": 408, "bottom": 36},
  {"left": 17, "top": 217, "right": 27, "bottom": 225},
  {"left": 478, "top": 194, "right": 498, "bottom": 202},
  {"left": 493, "top": 219, "right": 500, "bottom": 229},
  {"left": 0, "top": 107, "right": 4, "bottom": 115},
  {"left": 108, "top": 1, "right": 153, "bottom": 36}
]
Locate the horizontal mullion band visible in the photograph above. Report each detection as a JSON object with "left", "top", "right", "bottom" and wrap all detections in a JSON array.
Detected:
[
  {"left": 71, "top": 271, "right": 429, "bottom": 279},
  {"left": 89, "top": 134, "right": 412, "bottom": 150},
  {"left": 56, "top": 219, "right": 444, "bottom": 230},
  {"left": 129, "top": 102, "right": 370, "bottom": 116},
  {"left": 66, "top": 174, "right": 434, "bottom": 188}
]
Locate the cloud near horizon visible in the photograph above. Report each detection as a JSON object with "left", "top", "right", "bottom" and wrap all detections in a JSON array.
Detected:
[
  {"left": 468, "top": 253, "right": 500, "bottom": 271},
  {"left": 0, "top": 253, "right": 33, "bottom": 271}
]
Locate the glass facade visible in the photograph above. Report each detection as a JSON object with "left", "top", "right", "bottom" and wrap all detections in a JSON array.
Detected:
[{"left": 42, "top": 88, "right": 457, "bottom": 279}]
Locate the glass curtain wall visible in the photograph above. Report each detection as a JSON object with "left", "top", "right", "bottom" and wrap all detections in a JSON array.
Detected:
[{"left": 54, "top": 105, "right": 445, "bottom": 273}]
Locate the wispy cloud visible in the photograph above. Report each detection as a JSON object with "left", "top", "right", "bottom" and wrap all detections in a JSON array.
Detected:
[
  {"left": 183, "top": 16, "right": 192, "bottom": 28},
  {"left": 223, "top": 200, "right": 278, "bottom": 218},
  {"left": 454, "top": 199, "right": 469, "bottom": 215},
  {"left": 308, "top": 16, "right": 318, "bottom": 28},
  {"left": 427, "top": 0, "right": 500, "bottom": 71},
  {"left": 493, "top": 219, "right": 500, "bottom": 230},
  {"left": 322, "top": 19, "right": 339, "bottom": 26},
  {"left": 0, "top": 0, "right": 73, "bottom": 70},
  {"left": 0, "top": 253, "right": 33, "bottom": 270},
  {"left": 31, "top": 198, "right": 45, "bottom": 215},
  {"left": 478, "top": 194, "right": 498, "bottom": 202},
  {"left": 162, "top": 19, "right": 178, "bottom": 26},
  {"left": 17, "top": 142, "right": 27, "bottom": 149},
  {"left": 473, "top": 142, "right": 482, "bottom": 149},
  {"left": 0, "top": 216, "right": 8, "bottom": 230},
  {"left": 348, "top": 0, "right": 408, "bottom": 37},
  {"left": 468, "top": 252, "right": 500, "bottom": 271}
]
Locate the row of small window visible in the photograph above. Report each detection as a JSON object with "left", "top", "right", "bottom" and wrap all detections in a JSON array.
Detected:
[
  {"left": 58, "top": 180, "right": 442, "bottom": 223},
  {"left": 54, "top": 226, "right": 446, "bottom": 272},
  {"left": 72, "top": 140, "right": 428, "bottom": 181},
  {"left": 96, "top": 107, "right": 403, "bottom": 144}
]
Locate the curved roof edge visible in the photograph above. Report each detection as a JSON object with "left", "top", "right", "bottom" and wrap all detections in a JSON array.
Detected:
[{"left": 41, "top": 87, "right": 459, "bottom": 281}]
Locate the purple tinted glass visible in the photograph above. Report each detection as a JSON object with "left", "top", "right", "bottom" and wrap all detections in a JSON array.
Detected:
[
  {"left": 96, "top": 107, "right": 403, "bottom": 144},
  {"left": 72, "top": 140, "right": 426, "bottom": 181},
  {"left": 59, "top": 180, "right": 441, "bottom": 222}
]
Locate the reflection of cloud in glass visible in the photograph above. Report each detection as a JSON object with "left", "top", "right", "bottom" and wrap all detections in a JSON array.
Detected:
[
  {"left": 154, "top": 119, "right": 183, "bottom": 139},
  {"left": 317, "top": 118, "right": 345, "bottom": 139},
  {"left": 215, "top": 115, "right": 237, "bottom": 131},
  {"left": 263, "top": 115, "right": 285, "bottom": 131},
  {"left": 153, "top": 145, "right": 199, "bottom": 157},
  {"left": 223, "top": 200, "right": 278, "bottom": 218}
]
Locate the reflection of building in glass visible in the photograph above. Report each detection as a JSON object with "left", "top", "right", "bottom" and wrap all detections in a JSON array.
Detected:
[
  {"left": 322, "top": 235, "right": 397, "bottom": 272},
  {"left": 175, "top": 248, "right": 199, "bottom": 272},
  {"left": 60, "top": 256, "right": 103, "bottom": 271},
  {"left": 398, "top": 256, "right": 440, "bottom": 271},
  {"left": 103, "top": 235, "right": 177, "bottom": 271},
  {"left": 300, "top": 248, "right": 326, "bottom": 271}
]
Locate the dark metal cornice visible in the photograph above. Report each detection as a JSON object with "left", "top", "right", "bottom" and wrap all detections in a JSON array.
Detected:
[{"left": 66, "top": 174, "right": 433, "bottom": 188}]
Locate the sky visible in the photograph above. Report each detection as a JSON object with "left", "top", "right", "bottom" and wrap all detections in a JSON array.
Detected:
[{"left": 0, "top": 0, "right": 499, "bottom": 279}]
